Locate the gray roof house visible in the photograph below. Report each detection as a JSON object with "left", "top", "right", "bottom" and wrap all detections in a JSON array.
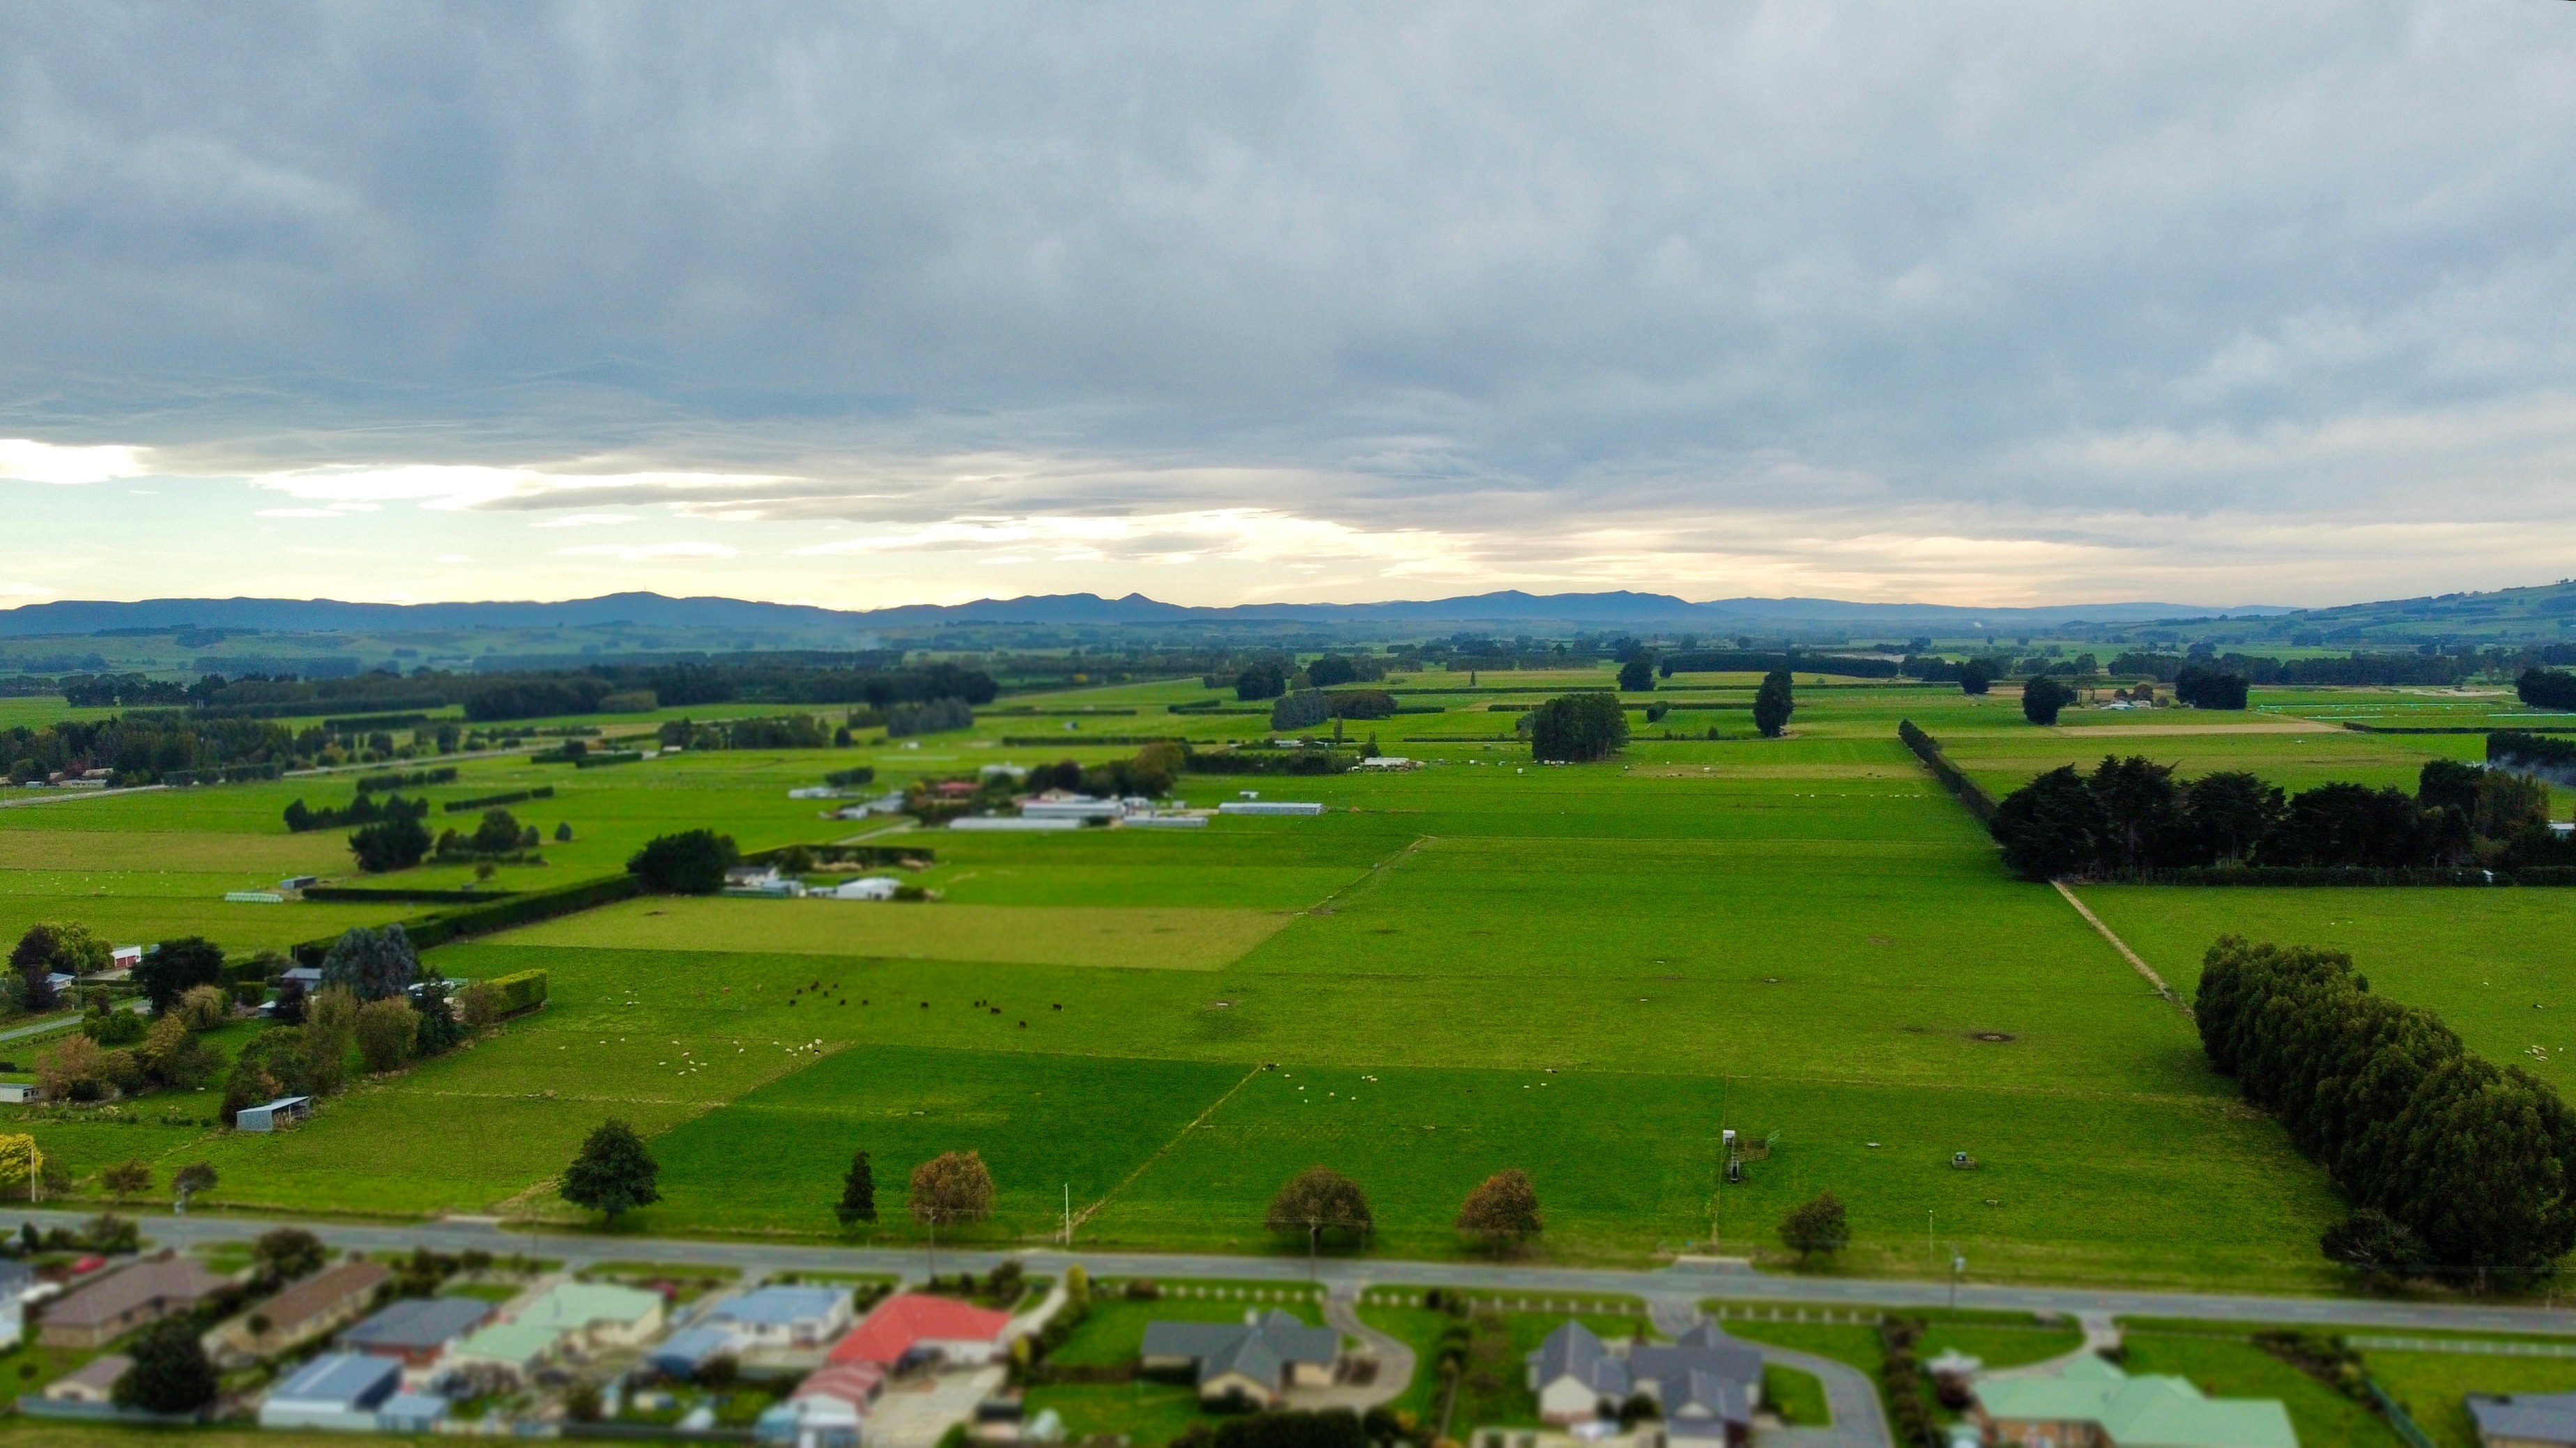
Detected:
[
  {"left": 1527, "top": 1322, "right": 1761, "bottom": 1445},
  {"left": 339, "top": 1295, "right": 496, "bottom": 1364},
  {"left": 1140, "top": 1309, "right": 1341, "bottom": 1406},
  {"left": 2472, "top": 1392, "right": 2576, "bottom": 1448}
]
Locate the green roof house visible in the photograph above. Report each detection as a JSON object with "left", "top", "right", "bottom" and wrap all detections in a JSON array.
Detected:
[{"left": 1972, "top": 1355, "right": 2297, "bottom": 1448}]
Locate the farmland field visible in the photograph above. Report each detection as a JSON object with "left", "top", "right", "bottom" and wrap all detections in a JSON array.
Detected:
[{"left": 4, "top": 674, "right": 2558, "bottom": 1292}]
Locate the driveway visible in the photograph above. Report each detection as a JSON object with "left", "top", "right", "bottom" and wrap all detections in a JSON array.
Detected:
[
  {"left": 1282, "top": 1293, "right": 1417, "bottom": 1414},
  {"left": 1650, "top": 1300, "right": 1890, "bottom": 1448}
]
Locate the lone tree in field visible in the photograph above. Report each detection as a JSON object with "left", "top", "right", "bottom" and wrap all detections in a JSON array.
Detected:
[
  {"left": 1618, "top": 654, "right": 1657, "bottom": 692},
  {"left": 2021, "top": 676, "right": 2075, "bottom": 726},
  {"left": 625, "top": 829, "right": 742, "bottom": 895},
  {"left": 1268, "top": 1166, "right": 1374, "bottom": 1274},
  {"left": 562, "top": 1118, "right": 661, "bottom": 1225},
  {"left": 1778, "top": 1192, "right": 1850, "bottom": 1261},
  {"left": 910, "top": 1150, "right": 994, "bottom": 1272},
  {"left": 1958, "top": 658, "right": 1995, "bottom": 696},
  {"left": 1456, "top": 1169, "right": 1544, "bottom": 1254},
  {"left": 837, "top": 1150, "right": 878, "bottom": 1230},
  {"left": 171, "top": 1162, "right": 217, "bottom": 1213},
  {"left": 1752, "top": 668, "right": 1795, "bottom": 738}
]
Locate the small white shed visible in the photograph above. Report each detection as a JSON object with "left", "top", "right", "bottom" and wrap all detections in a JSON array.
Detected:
[{"left": 237, "top": 1095, "right": 313, "bottom": 1132}]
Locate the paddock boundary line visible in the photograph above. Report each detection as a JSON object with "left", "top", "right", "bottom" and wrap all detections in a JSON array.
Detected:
[
  {"left": 1308, "top": 834, "right": 1436, "bottom": 915},
  {"left": 2053, "top": 881, "right": 2191, "bottom": 1019},
  {"left": 1069, "top": 1063, "right": 1267, "bottom": 1231}
]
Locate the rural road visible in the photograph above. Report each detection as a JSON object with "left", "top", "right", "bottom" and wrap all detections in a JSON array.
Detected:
[{"left": 18, "top": 1208, "right": 2576, "bottom": 1339}]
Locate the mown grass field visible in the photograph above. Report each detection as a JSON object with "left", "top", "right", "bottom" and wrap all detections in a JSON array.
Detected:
[{"left": 5, "top": 674, "right": 2565, "bottom": 1290}]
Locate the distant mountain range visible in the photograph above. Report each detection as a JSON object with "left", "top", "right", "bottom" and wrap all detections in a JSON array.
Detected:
[{"left": 0, "top": 589, "right": 2292, "bottom": 638}]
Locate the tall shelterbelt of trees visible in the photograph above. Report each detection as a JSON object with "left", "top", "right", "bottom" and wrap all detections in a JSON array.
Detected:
[{"left": 2198, "top": 936, "right": 2576, "bottom": 1278}]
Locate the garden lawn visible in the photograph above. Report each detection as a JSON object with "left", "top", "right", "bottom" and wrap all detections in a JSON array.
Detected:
[
  {"left": 2120, "top": 1330, "right": 2406, "bottom": 1448},
  {"left": 2368, "top": 1349, "right": 2576, "bottom": 1448}
]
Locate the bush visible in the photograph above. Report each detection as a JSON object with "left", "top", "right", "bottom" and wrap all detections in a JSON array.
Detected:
[
  {"left": 101, "top": 1160, "right": 151, "bottom": 1196},
  {"left": 355, "top": 996, "right": 420, "bottom": 1073},
  {"left": 175, "top": 985, "right": 231, "bottom": 1032},
  {"left": 485, "top": 970, "right": 549, "bottom": 1016},
  {"left": 348, "top": 815, "right": 432, "bottom": 872},
  {"left": 627, "top": 830, "right": 740, "bottom": 894}
]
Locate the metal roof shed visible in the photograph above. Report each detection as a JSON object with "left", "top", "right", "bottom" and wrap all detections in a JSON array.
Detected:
[{"left": 236, "top": 1096, "right": 312, "bottom": 1132}]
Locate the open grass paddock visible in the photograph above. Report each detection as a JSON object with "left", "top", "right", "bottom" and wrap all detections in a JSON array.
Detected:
[{"left": 1, "top": 674, "right": 2566, "bottom": 1291}]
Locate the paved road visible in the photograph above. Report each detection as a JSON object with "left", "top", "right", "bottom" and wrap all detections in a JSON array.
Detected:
[{"left": 24, "top": 1208, "right": 2576, "bottom": 1339}]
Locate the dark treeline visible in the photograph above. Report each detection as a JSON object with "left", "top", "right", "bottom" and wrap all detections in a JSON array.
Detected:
[
  {"left": 282, "top": 792, "right": 430, "bottom": 835},
  {"left": 2198, "top": 936, "right": 2576, "bottom": 1278},
  {"left": 2112, "top": 650, "right": 2482, "bottom": 687},
  {"left": 1658, "top": 650, "right": 1904, "bottom": 679},
  {"left": 3, "top": 714, "right": 298, "bottom": 787},
  {"left": 2520, "top": 668, "right": 2576, "bottom": 712},
  {"left": 1991, "top": 755, "right": 2572, "bottom": 879}
]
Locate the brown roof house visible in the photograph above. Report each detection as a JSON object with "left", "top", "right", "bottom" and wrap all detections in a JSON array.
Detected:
[
  {"left": 213, "top": 1257, "right": 392, "bottom": 1365},
  {"left": 39, "top": 1255, "right": 233, "bottom": 1348},
  {"left": 40, "top": 1354, "right": 132, "bottom": 1405}
]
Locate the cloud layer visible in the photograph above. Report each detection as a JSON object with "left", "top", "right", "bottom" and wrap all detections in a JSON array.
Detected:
[{"left": 3, "top": 3, "right": 2575, "bottom": 608}]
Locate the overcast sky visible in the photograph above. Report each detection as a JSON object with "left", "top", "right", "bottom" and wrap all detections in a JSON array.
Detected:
[{"left": 3, "top": 2, "right": 2574, "bottom": 612}]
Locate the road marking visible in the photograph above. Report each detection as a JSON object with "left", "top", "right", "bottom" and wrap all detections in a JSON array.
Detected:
[{"left": 2053, "top": 881, "right": 2191, "bottom": 1020}]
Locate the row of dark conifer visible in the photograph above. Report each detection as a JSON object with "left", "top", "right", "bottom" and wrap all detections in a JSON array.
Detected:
[{"left": 2197, "top": 936, "right": 2576, "bottom": 1277}]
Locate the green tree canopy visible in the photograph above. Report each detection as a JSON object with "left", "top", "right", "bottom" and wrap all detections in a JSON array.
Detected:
[
  {"left": 626, "top": 830, "right": 742, "bottom": 894},
  {"left": 1959, "top": 658, "right": 1995, "bottom": 695},
  {"left": 1617, "top": 655, "right": 1657, "bottom": 692},
  {"left": 320, "top": 925, "right": 418, "bottom": 1003},
  {"left": 837, "top": 1150, "right": 878, "bottom": 1228},
  {"left": 2021, "top": 676, "right": 2074, "bottom": 725},
  {"left": 253, "top": 1226, "right": 328, "bottom": 1285},
  {"left": 562, "top": 1118, "right": 662, "bottom": 1224},
  {"left": 1777, "top": 1192, "right": 1849, "bottom": 1259},
  {"left": 114, "top": 1316, "right": 219, "bottom": 1414},
  {"left": 1266, "top": 1165, "right": 1374, "bottom": 1258},
  {"left": 1529, "top": 693, "right": 1628, "bottom": 763},
  {"left": 134, "top": 937, "right": 227, "bottom": 1016},
  {"left": 348, "top": 815, "right": 431, "bottom": 872}
]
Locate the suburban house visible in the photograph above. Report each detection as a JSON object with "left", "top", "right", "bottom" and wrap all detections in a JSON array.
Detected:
[
  {"left": 1527, "top": 1321, "right": 1763, "bottom": 1445},
  {"left": 648, "top": 1325, "right": 744, "bottom": 1378},
  {"left": 38, "top": 1254, "right": 231, "bottom": 1348},
  {"left": 2471, "top": 1392, "right": 2576, "bottom": 1448},
  {"left": 1141, "top": 1309, "right": 1342, "bottom": 1406},
  {"left": 340, "top": 1295, "right": 495, "bottom": 1365},
  {"left": 259, "top": 1352, "right": 404, "bottom": 1431},
  {"left": 828, "top": 1293, "right": 1013, "bottom": 1369},
  {"left": 452, "top": 1281, "right": 666, "bottom": 1369},
  {"left": 706, "top": 1285, "right": 858, "bottom": 1348},
  {"left": 1971, "top": 1355, "right": 2297, "bottom": 1448},
  {"left": 758, "top": 1362, "right": 886, "bottom": 1448},
  {"left": 40, "top": 1355, "right": 131, "bottom": 1405},
  {"left": 217, "top": 1256, "right": 390, "bottom": 1360}
]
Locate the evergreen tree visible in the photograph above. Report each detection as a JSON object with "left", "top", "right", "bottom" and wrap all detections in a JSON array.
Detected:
[
  {"left": 114, "top": 1316, "right": 218, "bottom": 1414},
  {"left": 1988, "top": 766, "right": 2104, "bottom": 879},
  {"left": 133, "top": 937, "right": 227, "bottom": 1015},
  {"left": 562, "top": 1118, "right": 662, "bottom": 1224},
  {"left": 319, "top": 925, "right": 418, "bottom": 1002},
  {"left": 625, "top": 830, "right": 742, "bottom": 894},
  {"left": 2020, "top": 676, "right": 2073, "bottom": 725},
  {"left": 837, "top": 1150, "right": 878, "bottom": 1229},
  {"left": 1752, "top": 670, "right": 1794, "bottom": 738}
]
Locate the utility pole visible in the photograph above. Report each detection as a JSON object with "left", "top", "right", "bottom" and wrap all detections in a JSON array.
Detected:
[
  {"left": 1063, "top": 1185, "right": 1071, "bottom": 1247},
  {"left": 1928, "top": 1211, "right": 1934, "bottom": 1261}
]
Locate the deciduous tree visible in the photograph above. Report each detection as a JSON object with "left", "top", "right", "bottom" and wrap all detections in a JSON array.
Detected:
[
  {"left": 1777, "top": 1192, "right": 1849, "bottom": 1261},
  {"left": 910, "top": 1151, "right": 995, "bottom": 1270},
  {"left": 253, "top": 1227, "right": 328, "bottom": 1285},
  {"left": 355, "top": 996, "right": 421, "bottom": 1073},
  {"left": 626, "top": 830, "right": 741, "bottom": 894},
  {"left": 1267, "top": 1166, "right": 1373, "bottom": 1270},
  {"left": 1455, "top": 1170, "right": 1543, "bottom": 1253},
  {"left": 2020, "top": 677, "right": 2073, "bottom": 725}
]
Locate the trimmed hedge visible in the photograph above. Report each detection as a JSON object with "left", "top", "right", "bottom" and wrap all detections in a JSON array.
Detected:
[
  {"left": 1659, "top": 649, "right": 1903, "bottom": 679},
  {"left": 302, "top": 886, "right": 525, "bottom": 904},
  {"left": 486, "top": 969, "right": 549, "bottom": 1015},
  {"left": 1898, "top": 721, "right": 1997, "bottom": 824},
  {"left": 2090, "top": 865, "right": 2576, "bottom": 887},
  {"left": 356, "top": 765, "right": 459, "bottom": 792},
  {"left": 291, "top": 872, "right": 645, "bottom": 964},
  {"left": 1183, "top": 748, "right": 1353, "bottom": 776},
  {"left": 998, "top": 734, "right": 1185, "bottom": 747},
  {"left": 442, "top": 786, "right": 555, "bottom": 813}
]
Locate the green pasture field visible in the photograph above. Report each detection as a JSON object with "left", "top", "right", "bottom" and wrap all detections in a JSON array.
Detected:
[
  {"left": 11, "top": 676, "right": 2572, "bottom": 1291},
  {"left": 2073, "top": 885, "right": 2576, "bottom": 1093},
  {"left": 2368, "top": 1349, "right": 2576, "bottom": 1448},
  {"left": 507, "top": 897, "right": 1301, "bottom": 970}
]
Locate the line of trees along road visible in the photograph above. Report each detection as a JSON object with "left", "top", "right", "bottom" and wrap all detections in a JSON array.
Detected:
[{"left": 2198, "top": 936, "right": 2576, "bottom": 1279}]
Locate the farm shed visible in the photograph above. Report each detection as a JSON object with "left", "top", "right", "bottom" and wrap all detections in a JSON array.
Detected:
[
  {"left": 236, "top": 1095, "right": 312, "bottom": 1132},
  {"left": 0, "top": 1084, "right": 36, "bottom": 1104},
  {"left": 1217, "top": 801, "right": 1326, "bottom": 816},
  {"left": 259, "top": 1351, "right": 402, "bottom": 1430},
  {"left": 2471, "top": 1392, "right": 2576, "bottom": 1448}
]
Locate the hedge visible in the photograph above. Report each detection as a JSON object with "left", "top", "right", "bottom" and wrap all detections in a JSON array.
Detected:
[
  {"left": 291, "top": 872, "right": 645, "bottom": 964},
  {"left": 442, "top": 786, "right": 555, "bottom": 814},
  {"left": 998, "top": 734, "right": 1184, "bottom": 747},
  {"left": 1897, "top": 721, "right": 1997, "bottom": 824},
  {"left": 302, "top": 886, "right": 526, "bottom": 904},
  {"left": 356, "top": 765, "right": 459, "bottom": 792},
  {"left": 1659, "top": 649, "right": 1903, "bottom": 679},
  {"left": 2491, "top": 731, "right": 2576, "bottom": 771},
  {"left": 571, "top": 751, "right": 645, "bottom": 769},
  {"left": 1183, "top": 748, "right": 1354, "bottom": 776},
  {"left": 486, "top": 969, "right": 549, "bottom": 1015},
  {"left": 742, "top": 842, "right": 935, "bottom": 868}
]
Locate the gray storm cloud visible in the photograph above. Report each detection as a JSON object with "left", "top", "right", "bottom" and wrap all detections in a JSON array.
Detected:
[{"left": 2, "top": 1, "right": 2574, "bottom": 605}]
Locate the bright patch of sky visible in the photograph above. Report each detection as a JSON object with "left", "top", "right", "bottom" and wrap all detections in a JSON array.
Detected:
[{"left": 3, "top": 3, "right": 2576, "bottom": 610}]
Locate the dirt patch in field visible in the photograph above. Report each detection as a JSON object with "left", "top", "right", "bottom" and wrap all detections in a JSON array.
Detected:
[{"left": 1971, "top": 1031, "right": 2019, "bottom": 1043}]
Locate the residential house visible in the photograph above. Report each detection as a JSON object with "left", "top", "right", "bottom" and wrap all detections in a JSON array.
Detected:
[
  {"left": 1527, "top": 1322, "right": 1763, "bottom": 1446},
  {"left": 1141, "top": 1309, "right": 1341, "bottom": 1407},
  {"left": 758, "top": 1362, "right": 885, "bottom": 1448},
  {"left": 220, "top": 1256, "right": 390, "bottom": 1358},
  {"left": 828, "top": 1293, "right": 1013, "bottom": 1369},
  {"left": 1972, "top": 1355, "right": 2298, "bottom": 1448},
  {"left": 259, "top": 1352, "right": 404, "bottom": 1431},
  {"left": 280, "top": 965, "right": 325, "bottom": 993},
  {"left": 40, "top": 1355, "right": 131, "bottom": 1405},
  {"left": 516, "top": 1281, "right": 667, "bottom": 1348},
  {"left": 38, "top": 1254, "right": 231, "bottom": 1348},
  {"left": 449, "top": 1320, "right": 561, "bottom": 1373},
  {"left": 647, "top": 1325, "right": 743, "bottom": 1378},
  {"left": 2469, "top": 1392, "right": 2576, "bottom": 1448},
  {"left": 340, "top": 1295, "right": 496, "bottom": 1365},
  {"left": 707, "top": 1285, "right": 857, "bottom": 1348}
]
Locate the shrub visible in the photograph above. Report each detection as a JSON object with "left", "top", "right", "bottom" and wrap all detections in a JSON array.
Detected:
[
  {"left": 486, "top": 970, "right": 549, "bottom": 1016},
  {"left": 175, "top": 985, "right": 231, "bottom": 1032},
  {"left": 101, "top": 1160, "right": 151, "bottom": 1196},
  {"left": 355, "top": 996, "right": 421, "bottom": 1073},
  {"left": 1778, "top": 1192, "right": 1850, "bottom": 1259},
  {"left": 348, "top": 815, "right": 432, "bottom": 872}
]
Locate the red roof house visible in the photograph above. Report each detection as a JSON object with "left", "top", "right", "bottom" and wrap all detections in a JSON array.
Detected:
[{"left": 828, "top": 1294, "right": 1013, "bottom": 1369}]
